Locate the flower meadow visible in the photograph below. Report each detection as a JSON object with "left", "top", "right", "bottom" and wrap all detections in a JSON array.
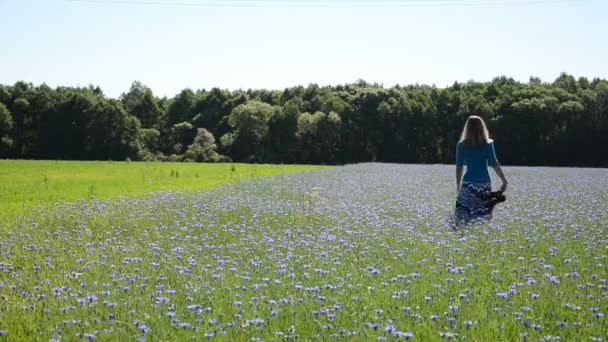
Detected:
[{"left": 0, "top": 163, "right": 607, "bottom": 341}]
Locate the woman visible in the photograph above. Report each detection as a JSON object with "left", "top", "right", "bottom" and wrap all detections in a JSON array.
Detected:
[{"left": 455, "top": 115, "right": 508, "bottom": 223}]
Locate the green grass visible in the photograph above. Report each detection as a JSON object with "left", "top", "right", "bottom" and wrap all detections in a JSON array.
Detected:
[
  {"left": 0, "top": 159, "right": 329, "bottom": 221},
  {"left": 0, "top": 164, "right": 606, "bottom": 341}
]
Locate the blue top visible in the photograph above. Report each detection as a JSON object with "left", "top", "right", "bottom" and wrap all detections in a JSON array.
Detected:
[{"left": 456, "top": 141, "right": 498, "bottom": 183}]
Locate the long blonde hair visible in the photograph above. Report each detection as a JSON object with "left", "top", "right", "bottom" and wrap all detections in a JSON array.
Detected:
[{"left": 460, "top": 115, "right": 493, "bottom": 146}]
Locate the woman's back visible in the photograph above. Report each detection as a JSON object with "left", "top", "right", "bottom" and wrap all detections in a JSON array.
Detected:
[{"left": 456, "top": 141, "right": 498, "bottom": 183}]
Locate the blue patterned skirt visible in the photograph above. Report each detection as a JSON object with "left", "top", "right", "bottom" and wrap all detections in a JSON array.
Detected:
[{"left": 455, "top": 181, "right": 492, "bottom": 223}]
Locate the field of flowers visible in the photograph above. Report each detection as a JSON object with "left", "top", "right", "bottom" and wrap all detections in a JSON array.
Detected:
[{"left": 0, "top": 163, "right": 607, "bottom": 341}]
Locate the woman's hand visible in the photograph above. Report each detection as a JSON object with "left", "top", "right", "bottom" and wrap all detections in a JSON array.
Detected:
[
  {"left": 490, "top": 163, "right": 508, "bottom": 193},
  {"left": 456, "top": 166, "right": 463, "bottom": 193}
]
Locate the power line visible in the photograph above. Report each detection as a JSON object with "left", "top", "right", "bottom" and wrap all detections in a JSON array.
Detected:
[
  {"left": 65, "top": 0, "right": 586, "bottom": 8},
  {"left": 65, "top": 0, "right": 551, "bottom": 3}
]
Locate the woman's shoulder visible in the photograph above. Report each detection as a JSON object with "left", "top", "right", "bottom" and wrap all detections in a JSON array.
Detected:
[{"left": 483, "top": 140, "right": 495, "bottom": 152}]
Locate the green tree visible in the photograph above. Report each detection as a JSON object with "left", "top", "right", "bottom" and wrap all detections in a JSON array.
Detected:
[
  {"left": 553, "top": 72, "right": 579, "bottom": 94},
  {"left": 221, "top": 100, "right": 274, "bottom": 161},
  {"left": 11, "top": 97, "right": 33, "bottom": 156},
  {"left": 0, "top": 85, "right": 11, "bottom": 104},
  {"left": 184, "top": 128, "right": 223, "bottom": 162},
  {"left": 85, "top": 99, "right": 141, "bottom": 160},
  {"left": 1, "top": 75, "right": 608, "bottom": 166},
  {"left": 121, "top": 81, "right": 147, "bottom": 112},
  {"left": 192, "top": 87, "right": 231, "bottom": 137},
  {"left": 42, "top": 91, "right": 96, "bottom": 159},
  {"left": 507, "top": 93, "right": 559, "bottom": 165},
  {"left": 139, "top": 128, "right": 161, "bottom": 154},
  {"left": 296, "top": 111, "right": 342, "bottom": 163},
  {"left": 168, "top": 122, "right": 197, "bottom": 154},
  {"left": 0, "top": 103, "right": 14, "bottom": 155},
  {"left": 121, "top": 82, "right": 163, "bottom": 129},
  {"left": 165, "top": 89, "right": 195, "bottom": 127},
  {"left": 376, "top": 93, "right": 413, "bottom": 162},
  {"left": 266, "top": 98, "right": 301, "bottom": 163}
]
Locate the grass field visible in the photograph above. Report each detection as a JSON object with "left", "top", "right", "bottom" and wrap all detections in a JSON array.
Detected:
[
  {"left": 0, "top": 163, "right": 607, "bottom": 341},
  {"left": 0, "top": 160, "right": 327, "bottom": 221}
]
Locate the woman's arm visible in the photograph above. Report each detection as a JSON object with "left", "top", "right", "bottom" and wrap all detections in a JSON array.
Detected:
[
  {"left": 490, "top": 163, "right": 508, "bottom": 192},
  {"left": 487, "top": 142, "right": 508, "bottom": 192},
  {"left": 455, "top": 142, "right": 464, "bottom": 192},
  {"left": 456, "top": 165, "right": 463, "bottom": 192}
]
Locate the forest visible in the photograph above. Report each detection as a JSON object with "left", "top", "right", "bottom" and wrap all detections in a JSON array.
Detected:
[{"left": 0, "top": 73, "right": 606, "bottom": 167}]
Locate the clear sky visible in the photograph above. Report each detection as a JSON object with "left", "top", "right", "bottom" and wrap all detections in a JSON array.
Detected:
[{"left": 1, "top": 0, "right": 606, "bottom": 98}]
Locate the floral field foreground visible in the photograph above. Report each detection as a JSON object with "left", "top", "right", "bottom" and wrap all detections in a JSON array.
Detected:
[{"left": 0, "top": 163, "right": 607, "bottom": 341}]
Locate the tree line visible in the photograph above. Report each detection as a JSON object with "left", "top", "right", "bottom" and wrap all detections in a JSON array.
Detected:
[{"left": 0, "top": 73, "right": 607, "bottom": 167}]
